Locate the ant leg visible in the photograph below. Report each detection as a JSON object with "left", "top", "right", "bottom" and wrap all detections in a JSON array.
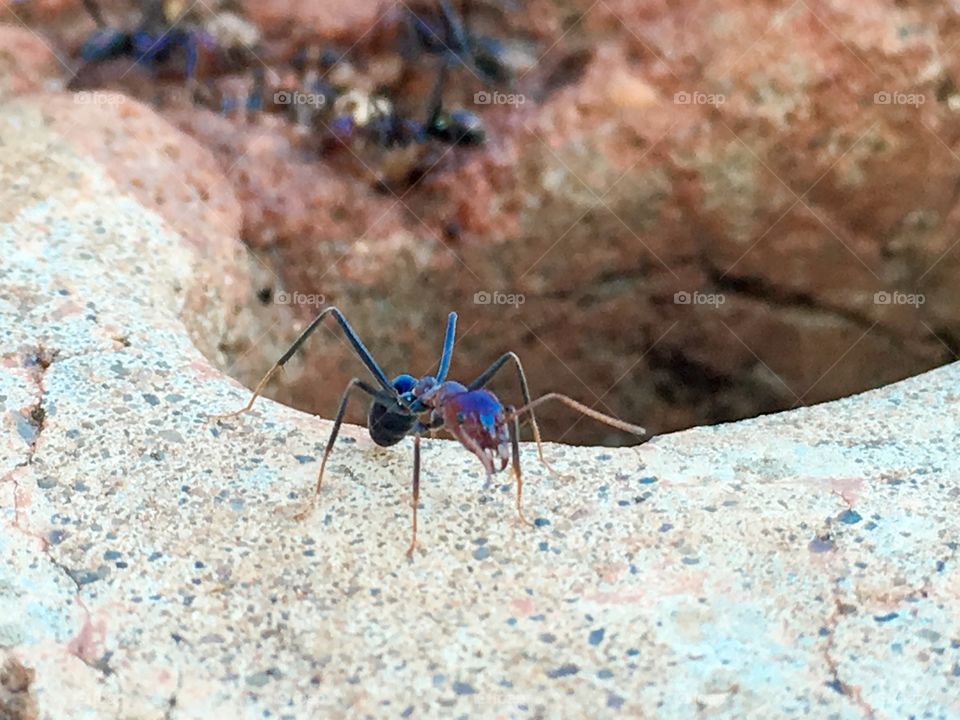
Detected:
[
  {"left": 507, "top": 393, "right": 646, "bottom": 438},
  {"left": 436, "top": 312, "right": 457, "bottom": 382},
  {"left": 81, "top": 0, "right": 107, "bottom": 27},
  {"left": 468, "top": 352, "right": 570, "bottom": 480},
  {"left": 424, "top": 59, "right": 448, "bottom": 129},
  {"left": 211, "top": 306, "right": 397, "bottom": 421},
  {"left": 246, "top": 66, "right": 267, "bottom": 116},
  {"left": 182, "top": 32, "right": 201, "bottom": 100},
  {"left": 406, "top": 433, "right": 422, "bottom": 557},
  {"left": 209, "top": 363, "right": 282, "bottom": 422},
  {"left": 439, "top": 0, "right": 473, "bottom": 70},
  {"left": 506, "top": 405, "right": 533, "bottom": 527},
  {"left": 294, "top": 377, "right": 383, "bottom": 521}
]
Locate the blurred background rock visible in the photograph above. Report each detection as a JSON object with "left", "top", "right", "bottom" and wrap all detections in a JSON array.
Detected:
[{"left": 4, "top": 0, "right": 959, "bottom": 444}]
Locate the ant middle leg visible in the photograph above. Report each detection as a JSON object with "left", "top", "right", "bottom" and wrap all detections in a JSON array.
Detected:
[
  {"left": 406, "top": 433, "right": 422, "bottom": 557},
  {"left": 294, "top": 377, "right": 384, "bottom": 520},
  {"left": 468, "top": 351, "right": 570, "bottom": 479}
]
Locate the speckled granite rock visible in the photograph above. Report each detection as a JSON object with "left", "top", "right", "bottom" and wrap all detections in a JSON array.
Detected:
[{"left": 2, "top": 82, "right": 960, "bottom": 720}]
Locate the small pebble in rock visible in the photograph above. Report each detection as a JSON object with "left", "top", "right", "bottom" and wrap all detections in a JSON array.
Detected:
[
  {"left": 546, "top": 664, "right": 579, "bottom": 679},
  {"left": 809, "top": 537, "right": 835, "bottom": 553}
]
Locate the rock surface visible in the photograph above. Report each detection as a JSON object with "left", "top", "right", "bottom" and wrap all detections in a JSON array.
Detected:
[{"left": 2, "top": 83, "right": 960, "bottom": 720}]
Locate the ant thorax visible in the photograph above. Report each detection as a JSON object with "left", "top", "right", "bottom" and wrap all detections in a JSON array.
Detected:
[{"left": 410, "top": 375, "right": 442, "bottom": 406}]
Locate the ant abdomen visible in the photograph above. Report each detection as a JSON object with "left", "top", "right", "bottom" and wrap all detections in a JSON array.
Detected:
[
  {"left": 368, "top": 373, "right": 419, "bottom": 446},
  {"left": 367, "top": 401, "right": 417, "bottom": 447}
]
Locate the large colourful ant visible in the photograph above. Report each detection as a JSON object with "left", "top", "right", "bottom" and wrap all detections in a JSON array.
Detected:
[
  {"left": 72, "top": 0, "right": 258, "bottom": 90},
  {"left": 403, "top": 0, "right": 514, "bottom": 87},
  {"left": 74, "top": 0, "right": 212, "bottom": 84},
  {"left": 213, "top": 308, "right": 646, "bottom": 556}
]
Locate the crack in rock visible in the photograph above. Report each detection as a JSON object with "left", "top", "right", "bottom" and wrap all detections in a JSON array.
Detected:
[
  {"left": 822, "top": 591, "right": 876, "bottom": 718},
  {"left": 697, "top": 251, "right": 942, "bottom": 360},
  {"left": 7, "top": 346, "right": 57, "bottom": 546},
  {"left": 4, "top": 346, "right": 115, "bottom": 681}
]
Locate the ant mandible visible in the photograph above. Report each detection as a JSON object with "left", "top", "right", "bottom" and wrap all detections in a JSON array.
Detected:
[{"left": 213, "top": 307, "right": 646, "bottom": 556}]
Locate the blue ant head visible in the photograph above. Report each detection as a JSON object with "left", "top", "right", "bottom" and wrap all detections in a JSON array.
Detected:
[
  {"left": 392, "top": 374, "right": 419, "bottom": 408},
  {"left": 392, "top": 373, "right": 417, "bottom": 394},
  {"left": 428, "top": 109, "right": 485, "bottom": 146}
]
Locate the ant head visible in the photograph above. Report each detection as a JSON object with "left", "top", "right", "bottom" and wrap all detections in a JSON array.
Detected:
[
  {"left": 80, "top": 28, "right": 133, "bottom": 62},
  {"left": 443, "top": 389, "right": 509, "bottom": 476},
  {"left": 472, "top": 37, "right": 513, "bottom": 86},
  {"left": 391, "top": 373, "right": 419, "bottom": 408},
  {"left": 393, "top": 375, "right": 442, "bottom": 410},
  {"left": 428, "top": 109, "right": 486, "bottom": 146},
  {"left": 391, "top": 374, "right": 417, "bottom": 394}
]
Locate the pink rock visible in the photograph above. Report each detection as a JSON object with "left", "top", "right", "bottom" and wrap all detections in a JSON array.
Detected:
[
  {"left": 0, "top": 25, "right": 60, "bottom": 94},
  {"left": 17, "top": 0, "right": 959, "bottom": 441}
]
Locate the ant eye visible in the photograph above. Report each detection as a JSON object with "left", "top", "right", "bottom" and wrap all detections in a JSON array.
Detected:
[{"left": 456, "top": 412, "right": 466, "bottom": 423}]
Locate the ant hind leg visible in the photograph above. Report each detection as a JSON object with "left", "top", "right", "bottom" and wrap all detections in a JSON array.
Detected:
[{"left": 507, "top": 405, "right": 534, "bottom": 528}]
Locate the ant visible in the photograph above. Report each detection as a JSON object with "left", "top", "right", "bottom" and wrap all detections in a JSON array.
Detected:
[
  {"left": 404, "top": 0, "right": 514, "bottom": 87},
  {"left": 281, "top": 43, "right": 485, "bottom": 150},
  {"left": 213, "top": 307, "right": 646, "bottom": 556},
  {"left": 74, "top": 0, "right": 214, "bottom": 85},
  {"left": 399, "top": 0, "right": 516, "bottom": 145},
  {"left": 72, "top": 0, "right": 259, "bottom": 92},
  {"left": 321, "top": 63, "right": 485, "bottom": 150},
  {"left": 222, "top": 45, "right": 481, "bottom": 151}
]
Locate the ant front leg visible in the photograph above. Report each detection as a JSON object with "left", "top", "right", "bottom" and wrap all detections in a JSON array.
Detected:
[
  {"left": 468, "top": 352, "right": 571, "bottom": 481},
  {"left": 181, "top": 31, "right": 204, "bottom": 102},
  {"left": 506, "top": 405, "right": 533, "bottom": 528},
  {"left": 294, "top": 377, "right": 384, "bottom": 521},
  {"left": 246, "top": 66, "right": 267, "bottom": 116},
  {"left": 210, "top": 306, "right": 395, "bottom": 423},
  {"left": 209, "top": 361, "right": 283, "bottom": 422}
]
